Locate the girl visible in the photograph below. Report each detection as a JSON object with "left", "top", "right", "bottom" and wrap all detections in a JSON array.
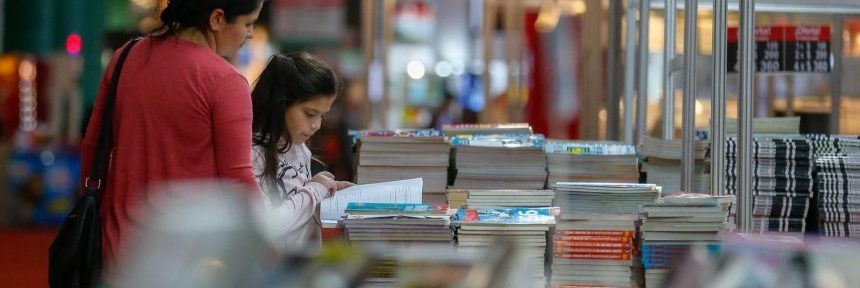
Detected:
[{"left": 251, "top": 52, "right": 353, "bottom": 251}]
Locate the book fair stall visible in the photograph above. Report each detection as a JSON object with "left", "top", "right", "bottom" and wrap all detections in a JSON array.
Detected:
[{"left": 5, "top": 1, "right": 860, "bottom": 287}]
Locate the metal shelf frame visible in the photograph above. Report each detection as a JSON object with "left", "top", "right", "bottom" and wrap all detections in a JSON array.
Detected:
[{"left": 624, "top": 0, "right": 860, "bottom": 232}]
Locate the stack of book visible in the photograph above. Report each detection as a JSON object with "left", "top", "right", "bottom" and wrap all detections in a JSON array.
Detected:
[
  {"left": 639, "top": 193, "right": 732, "bottom": 287},
  {"left": 553, "top": 182, "right": 661, "bottom": 218},
  {"left": 441, "top": 123, "right": 533, "bottom": 136},
  {"left": 343, "top": 203, "right": 455, "bottom": 245},
  {"left": 816, "top": 155, "right": 860, "bottom": 238},
  {"left": 354, "top": 129, "right": 450, "bottom": 203},
  {"left": 658, "top": 233, "right": 860, "bottom": 288},
  {"left": 551, "top": 183, "right": 660, "bottom": 287},
  {"left": 725, "top": 116, "right": 801, "bottom": 134},
  {"left": 445, "top": 188, "right": 554, "bottom": 209},
  {"left": 639, "top": 137, "right": 710, "bottom": 195},
  {"left": 445, "top": 189, "right": 468, "bottom": 208},
  {"left": 449, "top": 134, "right": 547, "bottom": 190},
  {"left": 726, "top": 137, "right": 813, "bottom": 233},
  {"left": 545, "top": 140, "right": 639, "bottom": 187},
  {"left": 804, "top": 134, "right": 860, "bottom": 155},
  {"left": 804, "top": 134, "right": 860, "bottom": 236},
  {"left": 455, "top": 207, "right": 558, "bottom": 287},
  {"left": 551, "top": 214, "right": 637, "bottom": 288}
]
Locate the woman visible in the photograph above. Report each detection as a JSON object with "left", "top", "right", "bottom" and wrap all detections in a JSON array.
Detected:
[{"left": 80, "top": 0, "right": 264, "bottom": 283}]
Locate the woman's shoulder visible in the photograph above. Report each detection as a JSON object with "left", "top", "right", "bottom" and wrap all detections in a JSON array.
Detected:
[{"left": 151, "top": 36, "right": 245, "bottom": 82}]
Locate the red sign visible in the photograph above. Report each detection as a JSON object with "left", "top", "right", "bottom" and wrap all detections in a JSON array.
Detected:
[{"left": 728, "top": 25, "right": 831, "bottom": 43}]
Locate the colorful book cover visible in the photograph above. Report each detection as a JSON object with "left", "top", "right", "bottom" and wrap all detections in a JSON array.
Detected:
[
  {"left": 641, "top": 244, "right": 720, "bottom": 269},
  {"left": 449, "top": 134, "right": 545, "bottom": 148},
  {"left": 456, "top": 207, "right": 558, "bottom": 224},
  {"left": 345, "top": 202, "right": 451, "bottom": 215},
  {"left": 442, "top": 123, "right": 532, "bottom": 135},
  {"left": 544, "top": 141, "right": 636, "bottom": 155},
  {"left": 355, "top": 129, "right": 444, "bottom": 138}
]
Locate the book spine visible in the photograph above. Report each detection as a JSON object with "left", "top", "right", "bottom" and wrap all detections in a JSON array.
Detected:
[
  {"left": 553, "top": 235, "right": 633, "bottom": 243},
  {"left": 552, "top": 253, "right": 632, "bottom": 260},
  {"left": 555, "top": 230, "right": 634, "bottom": 237},
  {"left": 553, "top": 247, "right": 631, "bottom": 255},
  {"left": 552, "top": 241, "right": 632, "bottom": 249}
]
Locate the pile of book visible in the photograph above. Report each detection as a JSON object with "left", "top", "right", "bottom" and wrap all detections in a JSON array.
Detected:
[
  {"left": 553, "top": 182, "right": 661, "bottom": 218},
  {"left": 343, "top": 203, "right": 455, "bottom": 245},
  {"left": 816, "top": 154, "right": 860, "bottom": 238},
  {"left": 354, "top": 129, "right": 450, "bottom": 203},
  {"left": 551, "top": 183, "right": 660, "bottom": 287},
  {"left": 658, "top": 233, "right": 860, "bottom": 288},
  {"left": 545, "top": 140, "right": 639, "bottom": 187},
  {"left": 455, "top": 207, "right": 558, "bottom": 287},
  {"left": 804, "top": 134, "right": 860, "bottom": 155},
  {"left": 639, "top": 137, "right": 710, "bottom": 195},
  {"left": 639, "top": 193, "right": 732, "bottom": 287},
  {"left": 726, "top": 136, "right": 813, "bottom": 233},
  {"left": 551, "top": 214, "right": 638, "bottom": 288},
  {"left": 725, "top": 116, "right": 801, "bottom": 134},
  {"left": 445, "top": 189, "right": 468, "bottom": 208},
  {"left": 449, "top": 134, "right": 547, "bottom": 190},
  {"left": 445, "top": 188, "right": 554, "bottom": 209},
  {"left": 442, "top": 123, "right": 533, "bottom": 136},
  {"left": 345, "top": 203, "right": 454, "bottom": 287}
]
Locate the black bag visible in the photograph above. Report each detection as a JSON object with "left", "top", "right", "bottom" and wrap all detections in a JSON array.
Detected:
[{"left": 49, "top": 38, "right": 141, "bottom": 288}]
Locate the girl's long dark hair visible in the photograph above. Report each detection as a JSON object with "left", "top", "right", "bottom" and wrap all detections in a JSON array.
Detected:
[{"left": 252, "top": 51, "right": 339, "bottom": 200}]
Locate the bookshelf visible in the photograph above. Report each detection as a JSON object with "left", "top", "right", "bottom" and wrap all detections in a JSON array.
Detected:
[{"left": 630, "top": 0, "right": 860, "bottom": 233}]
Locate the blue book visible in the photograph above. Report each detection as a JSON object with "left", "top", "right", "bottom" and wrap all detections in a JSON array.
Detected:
[
  {"left": 456, "top": 207, "right": 557, "bottom": 224},
  {"left": 449, "top": 134, "right": 545, "bottom": 148},
  {"left": 345, "top": 202, "right": 450, "bottom": 215}
]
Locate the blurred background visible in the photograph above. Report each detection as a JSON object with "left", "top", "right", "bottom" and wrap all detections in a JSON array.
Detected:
[{"left": 3, "top": 0, "right": 860, "bottom": 286}]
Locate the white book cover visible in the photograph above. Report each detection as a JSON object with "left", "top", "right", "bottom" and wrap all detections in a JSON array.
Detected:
[{"left": 321, "top": 178, "right": 423, "bottom": 221}]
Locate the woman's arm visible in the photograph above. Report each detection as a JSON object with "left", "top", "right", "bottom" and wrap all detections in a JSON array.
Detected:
[{"left": 211, "top": 73, "right": 259, "bottom": 193}]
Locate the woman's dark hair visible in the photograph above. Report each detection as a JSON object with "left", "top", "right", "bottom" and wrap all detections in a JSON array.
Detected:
[
  {"left": 156, "top": 0, "right": 264, "bottom": 37},
  {"left": 252, "top": 51, "right": 340, "bottom": 198}
]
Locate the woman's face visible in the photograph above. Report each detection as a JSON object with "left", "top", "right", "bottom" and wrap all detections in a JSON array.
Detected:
[
  {"left": 285, "top": 96, "right": 336, "bottom": 144},
  {"left": 210, "top": 4, "right": 262, "bottom": 59}
]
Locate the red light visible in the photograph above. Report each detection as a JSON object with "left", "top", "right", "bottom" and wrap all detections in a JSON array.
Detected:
[{"left": 66, "top": 34, "right": 82, "bottom": 55}]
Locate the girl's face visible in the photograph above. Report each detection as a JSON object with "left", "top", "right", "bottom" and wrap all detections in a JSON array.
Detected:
[{"left": 285, "top": 95, "right": 336, "bottom": 144}]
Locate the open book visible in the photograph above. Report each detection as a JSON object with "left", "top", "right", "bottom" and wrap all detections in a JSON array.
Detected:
[{"left": 321, "top": 178, "right": 423, "bottom": 221}]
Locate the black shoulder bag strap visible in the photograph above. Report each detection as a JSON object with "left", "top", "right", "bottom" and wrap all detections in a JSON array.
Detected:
[
  {"left": 84, "top": 37, "right": 142, "bottom": 195},
  {"left": 48, "top": 37, "right": 143, "bottom": 288}
]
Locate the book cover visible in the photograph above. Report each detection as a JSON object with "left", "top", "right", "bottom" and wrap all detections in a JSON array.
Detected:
[
  {"left": 545, "top": 141, "right": 636, "bottom": 155},
  {"left": 456, "top": 207, "right": 558, "bottom": 224},
  {"left": 449, "top": 134, "right": 545, "bottom": 148},
  {"left": 356, "top": 129, "right": 444, "bottom": 138},
  {"left": 442, "top": 123, "right": 532, "bottom": 135},
  {"left": 345, "top": 202, "right": 451, "bottom": 215}
]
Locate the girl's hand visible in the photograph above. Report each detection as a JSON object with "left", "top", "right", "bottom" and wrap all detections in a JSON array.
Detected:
[
  {"left": 310, "top": 173, "right": 337, "bottom": 195},
  {"left": 314, "top": 171, "right": 336, "bottom": 180},
  {"left": 336, "top": 181, "right": 355, "bottom": 191}
]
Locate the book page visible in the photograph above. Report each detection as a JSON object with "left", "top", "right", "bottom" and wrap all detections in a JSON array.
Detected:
[{"left": 321, "top": 177, "right": 423, "bottom": 221}]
